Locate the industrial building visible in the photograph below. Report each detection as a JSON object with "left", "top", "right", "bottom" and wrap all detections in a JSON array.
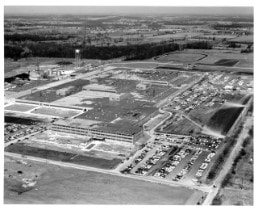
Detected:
[
  {"left": 56, "top": 86, "right": 76, "bottom": 96},
  {"left": 51, "top": 118, "right": 143, "bottom": 144}
]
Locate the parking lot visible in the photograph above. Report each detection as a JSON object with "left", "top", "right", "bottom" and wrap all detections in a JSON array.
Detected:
[
  {"left": 4, "top": 122, "right": 46, "bottom": 144},
  {"left": 120, "top": 135, "right": 219, "bottom": 186}
]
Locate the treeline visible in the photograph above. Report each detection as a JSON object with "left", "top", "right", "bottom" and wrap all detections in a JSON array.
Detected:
[
  {"left": 125, "top": 43, "right": 179, "bottom": 60},
  {"left": 207, "top": 136, "right": 237, "bottom": 180},
  {"left": 5, "top": 33, "right": 71, "bottom": 42},
  {"left": 212, "top": 23, "right": 253, "bottom": 30},
  {"left": 186, "top": 41, "right": 212, "bottom": 49},
  {"left": 207, "top": 120, "right": 245, "bottom": 182},
  {"left": 4, "top": 42, "right": 179, "bottom": 61}
]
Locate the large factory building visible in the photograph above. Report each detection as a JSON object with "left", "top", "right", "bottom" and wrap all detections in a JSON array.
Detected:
[{"left": 51, "top": 118, "right": 143, "bottom": 145}]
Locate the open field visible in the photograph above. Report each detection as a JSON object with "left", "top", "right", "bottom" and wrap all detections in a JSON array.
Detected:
[
  {"left": 155, "top": 52, "right": 207, "bottom": 63},
  {"left": 5, "top": 143, "right": 121, "bottom": 170},
  {"left": 4, "top": 116, "right": 44, "bottom": 125},
  {"left": 146, "top": 32, "right": 203, "bottom": 41},
  {"left": 155, "top": 117, "right": 202, "bottom": 136},
  {"left": 214, "top": 59, "right": 239, "bottom": 67},
  {"left": 229, "top": 35, "right": 253, "bottom": 43},
  {"left": 196, "top": 50, "right": 253, "bottom": 68},
  {"left": 4, "top": 156, "right": 200, "bottom": 204},
  {"left": 5, "top": 103, "right": 37, "bottom": 112}
]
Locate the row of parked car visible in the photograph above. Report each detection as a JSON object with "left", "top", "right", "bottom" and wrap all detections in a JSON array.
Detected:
[
  {"left": 194, "top": 152, "right": 216, "bottom": 181},
  {"left": 4, "top": 123, "right": 45, "bottom": 143},
  {"left": 155, "top": 134, "right": 222, "bottom": 151},
  {"left": 173, "top": 149, "right": 202, "bottom": 182},
  {"left": 121, "top": 143, "right": 156, "bottom": 174},
  {"left": 154, "top": 147, "right": 192, "bottom": 179},
  {"left": 135, "top": 144, "right": 172, "bottom": 175}
]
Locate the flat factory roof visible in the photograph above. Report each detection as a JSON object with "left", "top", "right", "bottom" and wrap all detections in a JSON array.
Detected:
[{"left": 53, "top": 118, "right": 142, "bottom": 136}]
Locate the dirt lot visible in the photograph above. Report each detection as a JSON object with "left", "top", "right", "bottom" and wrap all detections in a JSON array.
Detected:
[{"left": 4, "top": 156, "right": 201, "bottom": 204}]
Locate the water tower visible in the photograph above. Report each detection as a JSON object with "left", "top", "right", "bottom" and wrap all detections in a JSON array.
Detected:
[{"left": 75, "top": 49, "right": 81, "bottom": 68}]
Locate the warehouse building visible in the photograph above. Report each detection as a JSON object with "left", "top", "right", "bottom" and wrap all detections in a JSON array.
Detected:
[
  {"left": 56, "top": 86, "right": 75, "bottom": 96},
  {"left": 51, "top": 118, "right": 143, "bottom": 145}
]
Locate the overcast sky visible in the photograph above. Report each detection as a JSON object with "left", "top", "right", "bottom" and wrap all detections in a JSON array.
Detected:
[{"left": 4, "top": 6, "right": 253, "bottom": 16}]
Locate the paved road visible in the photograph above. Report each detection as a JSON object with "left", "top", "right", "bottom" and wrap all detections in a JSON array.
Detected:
[{"left": 202, "top": 115, "right": 253, "bottom": 205}]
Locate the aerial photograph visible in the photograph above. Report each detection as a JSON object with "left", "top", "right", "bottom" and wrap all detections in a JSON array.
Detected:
[{"left": 3, "top": 5, "right": 253, "bottom": 205}]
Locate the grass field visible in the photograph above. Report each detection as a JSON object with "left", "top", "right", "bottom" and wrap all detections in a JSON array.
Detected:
[
  {"left": 207, "top": 107, "right": 243, "bottom": 135},
  {"left": 229, "top": 35, "right": 253, "bottom": 43},
  {"left": 4, "top": 116, "right": 43, "bottom": 125},
  {"left": 155, "top": 52, "right": 207, "bottom": 63},
  {"left": 214, "top": 59, "right": 239, "bottom": 67},
  {"left": 155, "top": 117, "right": 202, "bottom": 136},
  {"left": 5, "top": 143, "right": 121, "bottom": 170},
  {"left": 4, "top": 156, "right": 200, "bottom": 204},
  {"left": 196, "top": 50, "right": 253, "bottom": 68},
  {"left": 5, "top": 103, "right": 37, "bottom": 112}
]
